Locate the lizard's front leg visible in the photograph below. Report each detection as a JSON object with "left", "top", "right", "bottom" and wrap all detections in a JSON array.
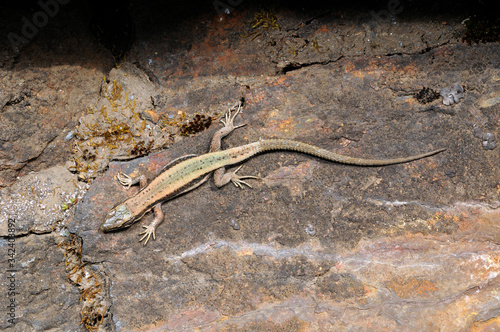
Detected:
[
  {"left": 209, "top": 100, "right": 246, "bottom": 152},
  {"left": 117, "top": 172, "right": 147, "bottom": 190},
  {"left": 139, "top": 203, "right": 163, "bottom": 246},
  {"left": 117, "top": 172, "right": 163, "bottom": 245},
  {"left": 211, "top": 101, "right": 260, "bottom": 189}
]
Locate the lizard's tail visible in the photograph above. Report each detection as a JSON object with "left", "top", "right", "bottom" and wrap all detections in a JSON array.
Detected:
[{"left": 257, "top": 139, "right": 446, "bottom": 166}]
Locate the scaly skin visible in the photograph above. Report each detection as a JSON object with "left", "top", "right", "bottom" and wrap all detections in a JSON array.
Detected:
[{"left": 101, "top": 102, "right": 445, "bottom": 245}]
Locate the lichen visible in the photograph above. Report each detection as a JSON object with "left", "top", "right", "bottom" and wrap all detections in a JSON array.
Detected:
[{"left": 68, "top": 80, "right": 170, "bottom": 181}]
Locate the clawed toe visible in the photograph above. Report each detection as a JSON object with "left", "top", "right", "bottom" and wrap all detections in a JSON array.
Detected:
[
  {"left": 229, "top": 166, "right": 260, "bottom": 189},
  {"left": 139, "top": 225, "right": 156, "bottom": 246},
  {"left": 117, "top": 172, "right": 133, "bottom": 189},
  {"left": 221, "top": 102, "right": 246, "bottom": 130}
]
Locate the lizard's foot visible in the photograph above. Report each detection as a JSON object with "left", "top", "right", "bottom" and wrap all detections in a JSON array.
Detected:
[
  {"left": 139, "top": 224, "right": 156, "bottom": 246},
  {"left": 117, "top": 172, "right": 147, "bottom": 190},
  {"left": 229, "top": 165, "right": 260, "bottom": 189},
  {"left": 117, "top": 172, "right": 133, "bottom": 189},
  {"left": 221, "top": 102, "right": 246, "bottom": 131}
]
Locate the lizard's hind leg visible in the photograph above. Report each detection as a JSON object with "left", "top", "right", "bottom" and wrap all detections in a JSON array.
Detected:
[
  {"left": 214, "top": 165, "right": 260, "bottom": 188},
  {"left": 211, "top": 100, "right": 260, "bottom": 189}
]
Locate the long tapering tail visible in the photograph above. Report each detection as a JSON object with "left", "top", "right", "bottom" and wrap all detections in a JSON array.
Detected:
[{"left": 256, "top": 139, "right": 445, "bottom": 166}]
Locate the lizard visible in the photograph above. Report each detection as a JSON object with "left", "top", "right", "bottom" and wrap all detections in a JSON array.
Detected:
[{"left": 100, "top": 101, "right": 446, "bottom": 245}]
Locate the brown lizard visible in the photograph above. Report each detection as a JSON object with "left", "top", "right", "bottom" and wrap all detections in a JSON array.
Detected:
[{"left": 101, "top": 101, "right": 445, "bottom": 245}]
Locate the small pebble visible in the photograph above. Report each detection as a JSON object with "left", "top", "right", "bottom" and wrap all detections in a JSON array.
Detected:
[
  {"left": 440, "top": 83, "right": 464, "bottom": 105},
  {"left": 229, "top": 219, "right": 240, "bottom": 230},
  {"left": 304, "top": 224, "right": 316, "bottom": 236},
  {"left": 444, "top": 169, "right": 456, "bottom": 178},
  {"left": 482, "top": 132, "right": 496, "bottom": 150}
]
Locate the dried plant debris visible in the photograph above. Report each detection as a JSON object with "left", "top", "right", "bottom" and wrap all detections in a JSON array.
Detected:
[
  {"left": 241, "top": 9, "right": 280, "bottom": 40},
  {"left": 311, "top": 38, "right": 329, "bottom": 54},
  {"left": 414, "top": 87, "right": 440, "bottom": 104},
  {"left": 56, "top": 229, "right": 110, "bottom": 331},
  {"left": 440, "top": 83, "right": 464, "bottom": 106},
  {"left": 158, "top": 111, "right": 187, "bottom": 129},
  {"left": 67, "top": 80, "right": 219, "bottom": 182},
  {"left": 158, "top": 111, "right": 215, "bottom": 136},
  {"left": 67, "top": 81, "right": 170, "bottom": 181}
]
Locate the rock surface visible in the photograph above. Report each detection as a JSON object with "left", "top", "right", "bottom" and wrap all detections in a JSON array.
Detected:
[{"left": 0, "top": 1, "right": 499, "bottom": 331}]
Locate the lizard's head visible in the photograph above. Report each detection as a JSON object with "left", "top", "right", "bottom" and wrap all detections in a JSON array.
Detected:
[{"left": 100, "top": 204, "right": 135, "bottom": 232}]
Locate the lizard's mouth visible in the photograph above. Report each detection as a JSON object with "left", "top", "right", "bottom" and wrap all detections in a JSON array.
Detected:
[{"left": 101, "top": 204, "right": 135, "bottom": 231}]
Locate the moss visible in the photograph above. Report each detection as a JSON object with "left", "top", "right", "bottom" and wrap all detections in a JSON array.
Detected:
[
  {"left": 241, "top": 9, "right": 280, "bottom": 40},
  {"left": 70, "top": 81, "right": 157, "bottom": 181}
]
